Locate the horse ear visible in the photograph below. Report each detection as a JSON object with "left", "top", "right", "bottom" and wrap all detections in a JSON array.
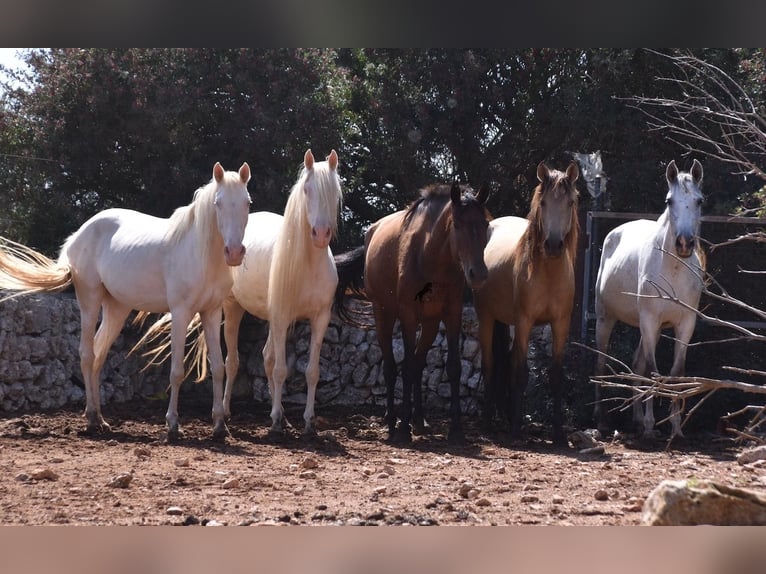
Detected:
[
  {"left": 475, "top": 183, "right": 490, "bottom": 205},
  {"left": 536, "top": 162, "right": 549, "bottom": 182},
  {"left": 666, "top": 160, "right": 678, "bottom": 183},
  {"left": 566, "top": 162, "right": 579, "bottom": 183},
  {"left": 239, "top": 162, "right": 251, "bottom": 184},
  {"left": 691, "top": 159, "right": 703, "bottom": 184},
  {"left": 327, "top": 149, "right": 338, "bottom": 171},
  {"left": 304, "top": 149, "right": 315, "bottom": 170},
  {"left": 213, "top": 162, "right": 225, "bottom": 183},
  {"left": 450, "top": 181, "right": 462, "bottom": 206}
]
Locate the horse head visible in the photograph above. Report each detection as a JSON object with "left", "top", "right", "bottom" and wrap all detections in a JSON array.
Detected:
[
  {"left": 302, "top": 149, "right": 341, "bottom": 249},
  {"left": 665, "top": 159, "right": 704, "bottom": 259},
  {"left": 534, "top": 162, "right": 579, "bottom": 258},
  {"left": 450, "top": 181, "right": 490, "bottom": 289},
  {"left": 213, "top": 162, "right": 252, "bottom": 266}
]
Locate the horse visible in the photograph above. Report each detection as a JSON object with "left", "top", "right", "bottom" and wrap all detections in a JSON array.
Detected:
[
  {"left": 335, "top": 182, "right": 490, "bottom": 444},
  {"left": 594, "top": 159, "right": 705, "bottom": 439},
  {"left": 474, "top": 162, "right": 579, "bottom": 445},
  {"left": 140, "top": 149, "right": 342, "bottom": 436},
  {"left": 0, "top": 162, "right": 252, "bottom": 441}
]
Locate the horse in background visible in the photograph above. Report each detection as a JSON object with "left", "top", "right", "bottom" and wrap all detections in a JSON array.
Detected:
[
  {"left": 474, "top": 162, "right": 579, "bottom": 445},
  {"left": 0, "top": 162, "right": 252, "bottom": 441},
  {"left": 594, "top": 159, "right": 705, "bottom": 439},
  {"left": 140, "top": 150, "right": 342, "bottom": 437},
  {"left": 335, "top": 182, "right": 490, "bottom": 444}
]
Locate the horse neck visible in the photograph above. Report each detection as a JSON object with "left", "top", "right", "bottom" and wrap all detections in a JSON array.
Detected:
[
  {"left": 423, "top": 203, "right": 460, "bottom": 270},
  {"left": 655, "top": 210, "right": 676, "bottom": 253},
  {"left": 169, "top": 185, "right": 224, "bottom": 271}
]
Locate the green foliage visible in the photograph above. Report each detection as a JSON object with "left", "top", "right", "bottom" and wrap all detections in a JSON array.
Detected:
[{"left": 0, "top": 48, "right": 763, "bottom": 254}]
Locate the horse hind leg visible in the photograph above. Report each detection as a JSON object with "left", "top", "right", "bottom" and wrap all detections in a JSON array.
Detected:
[
  {"left": 412, "top": 320, "right": 440, "bottom": 437},
  {"left": 199, "top": 307, "right": 228, "bottom": 441},
  {"left": 593, "top": 314, "right": 616, "bottom": 433},
  {"left": 85, "top": 296, "right": 131, "bottom": 433},
  {"left": 165, "top": 309, "right": 194, "bottom": 442},
  {"left": 222, "top": 297, "right": 246, "bottom": 419}
]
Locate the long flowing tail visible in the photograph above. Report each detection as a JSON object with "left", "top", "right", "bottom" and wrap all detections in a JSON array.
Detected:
[
  {"left": 0, "top": 237, "right": 72, "bottom": 298},
  {"left": 130, "top": 311, "right": 208, "bottom": 383},
  {"left": 333, "top": 245, "right": 373, "bottom": 328}
]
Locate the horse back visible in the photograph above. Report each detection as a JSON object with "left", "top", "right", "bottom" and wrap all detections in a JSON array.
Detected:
[{"left": 364, "top": 210, "right": 406, "bottom": 307}]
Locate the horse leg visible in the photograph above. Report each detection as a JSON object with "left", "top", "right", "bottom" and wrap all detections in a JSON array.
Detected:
[
  {"left": 74, "top": 286, "right": 106, "bottom": 432},
  {"left": 550, "top": 317, "right": 571, "bottom": 446},
  {"left": 443, "top": 311, "right": 466, "bottom": 445},
  {"left": 508, "top": 322, "right": 531, "bottom": 439},
  {"left": 199, "top": 307, "right": 228, "bottom": 441},
  {"left": 222, "top": 296, "right": 246, "bottom": 419},
  {"left": 637, "top": 320, "right": 662, "bottom": 438},
  {"left": 476, "top": 311, "right": 496, "bottom": 430},
  {"left": 165, "top": 309, "right": 194, "bottom": 442},
  {"left": 396, "top": 313, "right": 422, "bottom": 444},
  {"left": 373, "top": 307, "right": 398, "bottom": 441},
  {"left": 303, "top": 308, "right": 332, "bottom": 435},
  {"left": 86, "top": 296, "right": 131, "bottom": 432},
  {"left": 668, "top": 315, "right": 696, "bottom": 438},
  {"left": 593, "top": 314, "right": 616, "bottom": 433},
  {"left": 412, "top": 319, "right": 439, "bottom": 436},
  {"left": 265, "top": 323, "right": 290, "bottom": 435}
]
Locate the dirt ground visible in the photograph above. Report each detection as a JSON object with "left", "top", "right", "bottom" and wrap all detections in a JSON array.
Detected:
[{"left": 0, "top": 395, "right": 763, "bottom": 526}]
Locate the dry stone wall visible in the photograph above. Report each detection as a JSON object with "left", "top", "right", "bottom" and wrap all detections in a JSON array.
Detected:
[{"left": 0, "top": 292, "right": 553, "bottom": 417}]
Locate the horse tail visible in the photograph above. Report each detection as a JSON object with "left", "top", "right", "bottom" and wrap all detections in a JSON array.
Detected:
[
  {"left": 129, "top": 312, "right": 208, "bottom": 383},
  {"left": 0, "top": 237, "right": 72, "bottom": 298},
  {"left": 333, "top": 245, "right": 373, "bottom": 328}
]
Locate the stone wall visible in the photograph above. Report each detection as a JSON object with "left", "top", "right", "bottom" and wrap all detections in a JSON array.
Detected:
[{"left": 0, "top": 292, "right": 552, "bottom": 416}]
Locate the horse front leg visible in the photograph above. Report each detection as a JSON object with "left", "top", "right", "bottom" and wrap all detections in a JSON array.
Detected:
[
  {"left": 550, "top": 317, "right": 571, "bottom": 446},
  {"left": 199, "top": 307, "right": 228, "bottom": 441},
  {"left": 593, "top": 314, "right": 616, "bottom": 433},
  {"left": 508, "top": 323, "right": 531, "bottom": 440},
  {"left": 443, "top": 312, "right": 465, "bottom": 444},
  {"left": 637, "top": 320, "right": 662, "bottom": 439},
  {"left": 303, "top": 309, "right": 332, "bottom": 435},
  {"left": 165, "top": 310, "right": 193, "bottom": 442},
  {"left": 667, "top": 315, "right": 696, "bottom": 439},
  {"left": 396, "top": 314, "right": 420, "bottom": 444}
]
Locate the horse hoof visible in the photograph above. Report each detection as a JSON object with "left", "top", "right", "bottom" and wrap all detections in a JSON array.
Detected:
[
  {"left": 85, "top": 420, "right": 111, "bottom": 435},
  {"left": 389, "top": 427, "right": 412, "bottom": 445},
  {"left": 302, "top": 426, "right": 318, "bottom": 438},
  {"left": 411, "top": 419, "right": 431, "bottom": 436},
  {"left": 267, "top": 427, "right": 286, "bottom": 441},
  {"left": 212, "top": 424, "right": 230, "bottom": 442},
  {"left": 166, "top": 428, "right": 183, "bottom": 443}
]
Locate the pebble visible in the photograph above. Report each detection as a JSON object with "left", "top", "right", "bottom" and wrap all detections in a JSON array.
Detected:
[
  {"left": 174, "top": 458, "right": 190, "bottom": 467},
  {"left": 15, "top": 472, "right": 30, "bottom": 482},
  {"left": 166, "top": 506, "right": 183, "bottom": 516},
  {"left": 299, "top": 471, "right": 317, "bottom": 479},
  {"left": 374, "top": 485, "right": 387, "bottom": 495},
  {"left": 134, "top": 447, "right": 151, "bottom": 458},
  {"left": 30, "top": 468, "right": 59, "bottom": 481},
  {"left": 594, "top": 489, "right": 609, "bottom": 501},
  {"left": 520, "top": 495, "right": 539, "bottom": 503},
  {"left": 301, "top": 457, "right": 319, "bottom": 469},
  {"left": 552, "top": 496, "right": 565, "bottom": 505},
  {"left": 475, "top": 498, "right": 491, "bottom": 507},
  {"left": 107, "top": 473, "right": 133, "bottom": 488},
  {"left": 222, "top": 477, "right": 239, "bottom": 489}
]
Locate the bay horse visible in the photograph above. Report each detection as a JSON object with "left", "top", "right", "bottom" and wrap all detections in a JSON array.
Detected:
[
  {"left": 0, "top": 162, "right": 252, "bottom": 441},
  {"left": 141, "top": 150, "right": 342, "bottom": 436},
  {"left": 474, "top": 162, "right": 579, "bottom": 445},
  {"left": 336, "top": 182, "right": 490, "bottom": 444},
  {"left": 594, "top": 159, "right": 705, "bottom": 439}
]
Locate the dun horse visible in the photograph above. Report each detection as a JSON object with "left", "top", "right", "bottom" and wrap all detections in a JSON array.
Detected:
[
  {"left": 141, "top": 150, "right": 342, "bottom": 436},
  {"left": 474, "top": 162, "right": 579, "bottom": 445},
  {"left": 336, "top": 182, "right": 490, "bottom": 444},
  {"left": 594, "top": 159, "right": 705, "bottom": 439},
  {"left": 0, "top": 162, "right": 252, "bottom": 440}
]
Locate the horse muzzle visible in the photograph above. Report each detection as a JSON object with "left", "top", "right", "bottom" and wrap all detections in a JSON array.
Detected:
[
  {"left": 543, "top": 238, "right": 565, "bottom": 258},
  {"left": 675, "top": 235, "right": 695, "bottom": 259},
  {"left": 465, "top": 264, "right": 489, "bottom": 290},
  {"left": 224, "top": 244, "right": 246, "bottom": 266},
  {"left": 311, "top": 225, "right": 332, "bottom": 249}
]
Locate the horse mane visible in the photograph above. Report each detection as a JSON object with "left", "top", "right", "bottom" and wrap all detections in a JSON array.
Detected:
[
  {"left": 402, "top": 184, "right": 456, "bottom": 230},
  {"left": 521, "top": 171, "right": 580, "bottom": 276},
  {"left": 165, "top": 172, "right": 233, "bottom": 264},
  {"left": 268, "top": 158, "right": 342, "bottom": 326}
]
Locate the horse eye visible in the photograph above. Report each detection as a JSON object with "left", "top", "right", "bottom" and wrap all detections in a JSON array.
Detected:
[{"left": 666, "top": 198, "right": 673, "bottom": 207}]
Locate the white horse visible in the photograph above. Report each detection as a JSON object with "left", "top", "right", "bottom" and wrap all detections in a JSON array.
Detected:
[
  {"left": 594, "top": 159, "right": 705, "bottom": 438},
  {"left": 0, "top": 162, "right": 252, "bottom": 441},
  {"left": 144, "top": 149, "right": 342, "bottom": 436}
]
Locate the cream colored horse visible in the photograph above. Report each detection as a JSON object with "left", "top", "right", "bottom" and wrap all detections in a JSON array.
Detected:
[
  {"left": 0, "top": 162, "right": 252, "bottom": 441},
  {"left": 142, "top": 150, "right": 342, "bottom": 436},
  {"left": 594, "top": 159, "right": 705, "bottom": 439}
]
